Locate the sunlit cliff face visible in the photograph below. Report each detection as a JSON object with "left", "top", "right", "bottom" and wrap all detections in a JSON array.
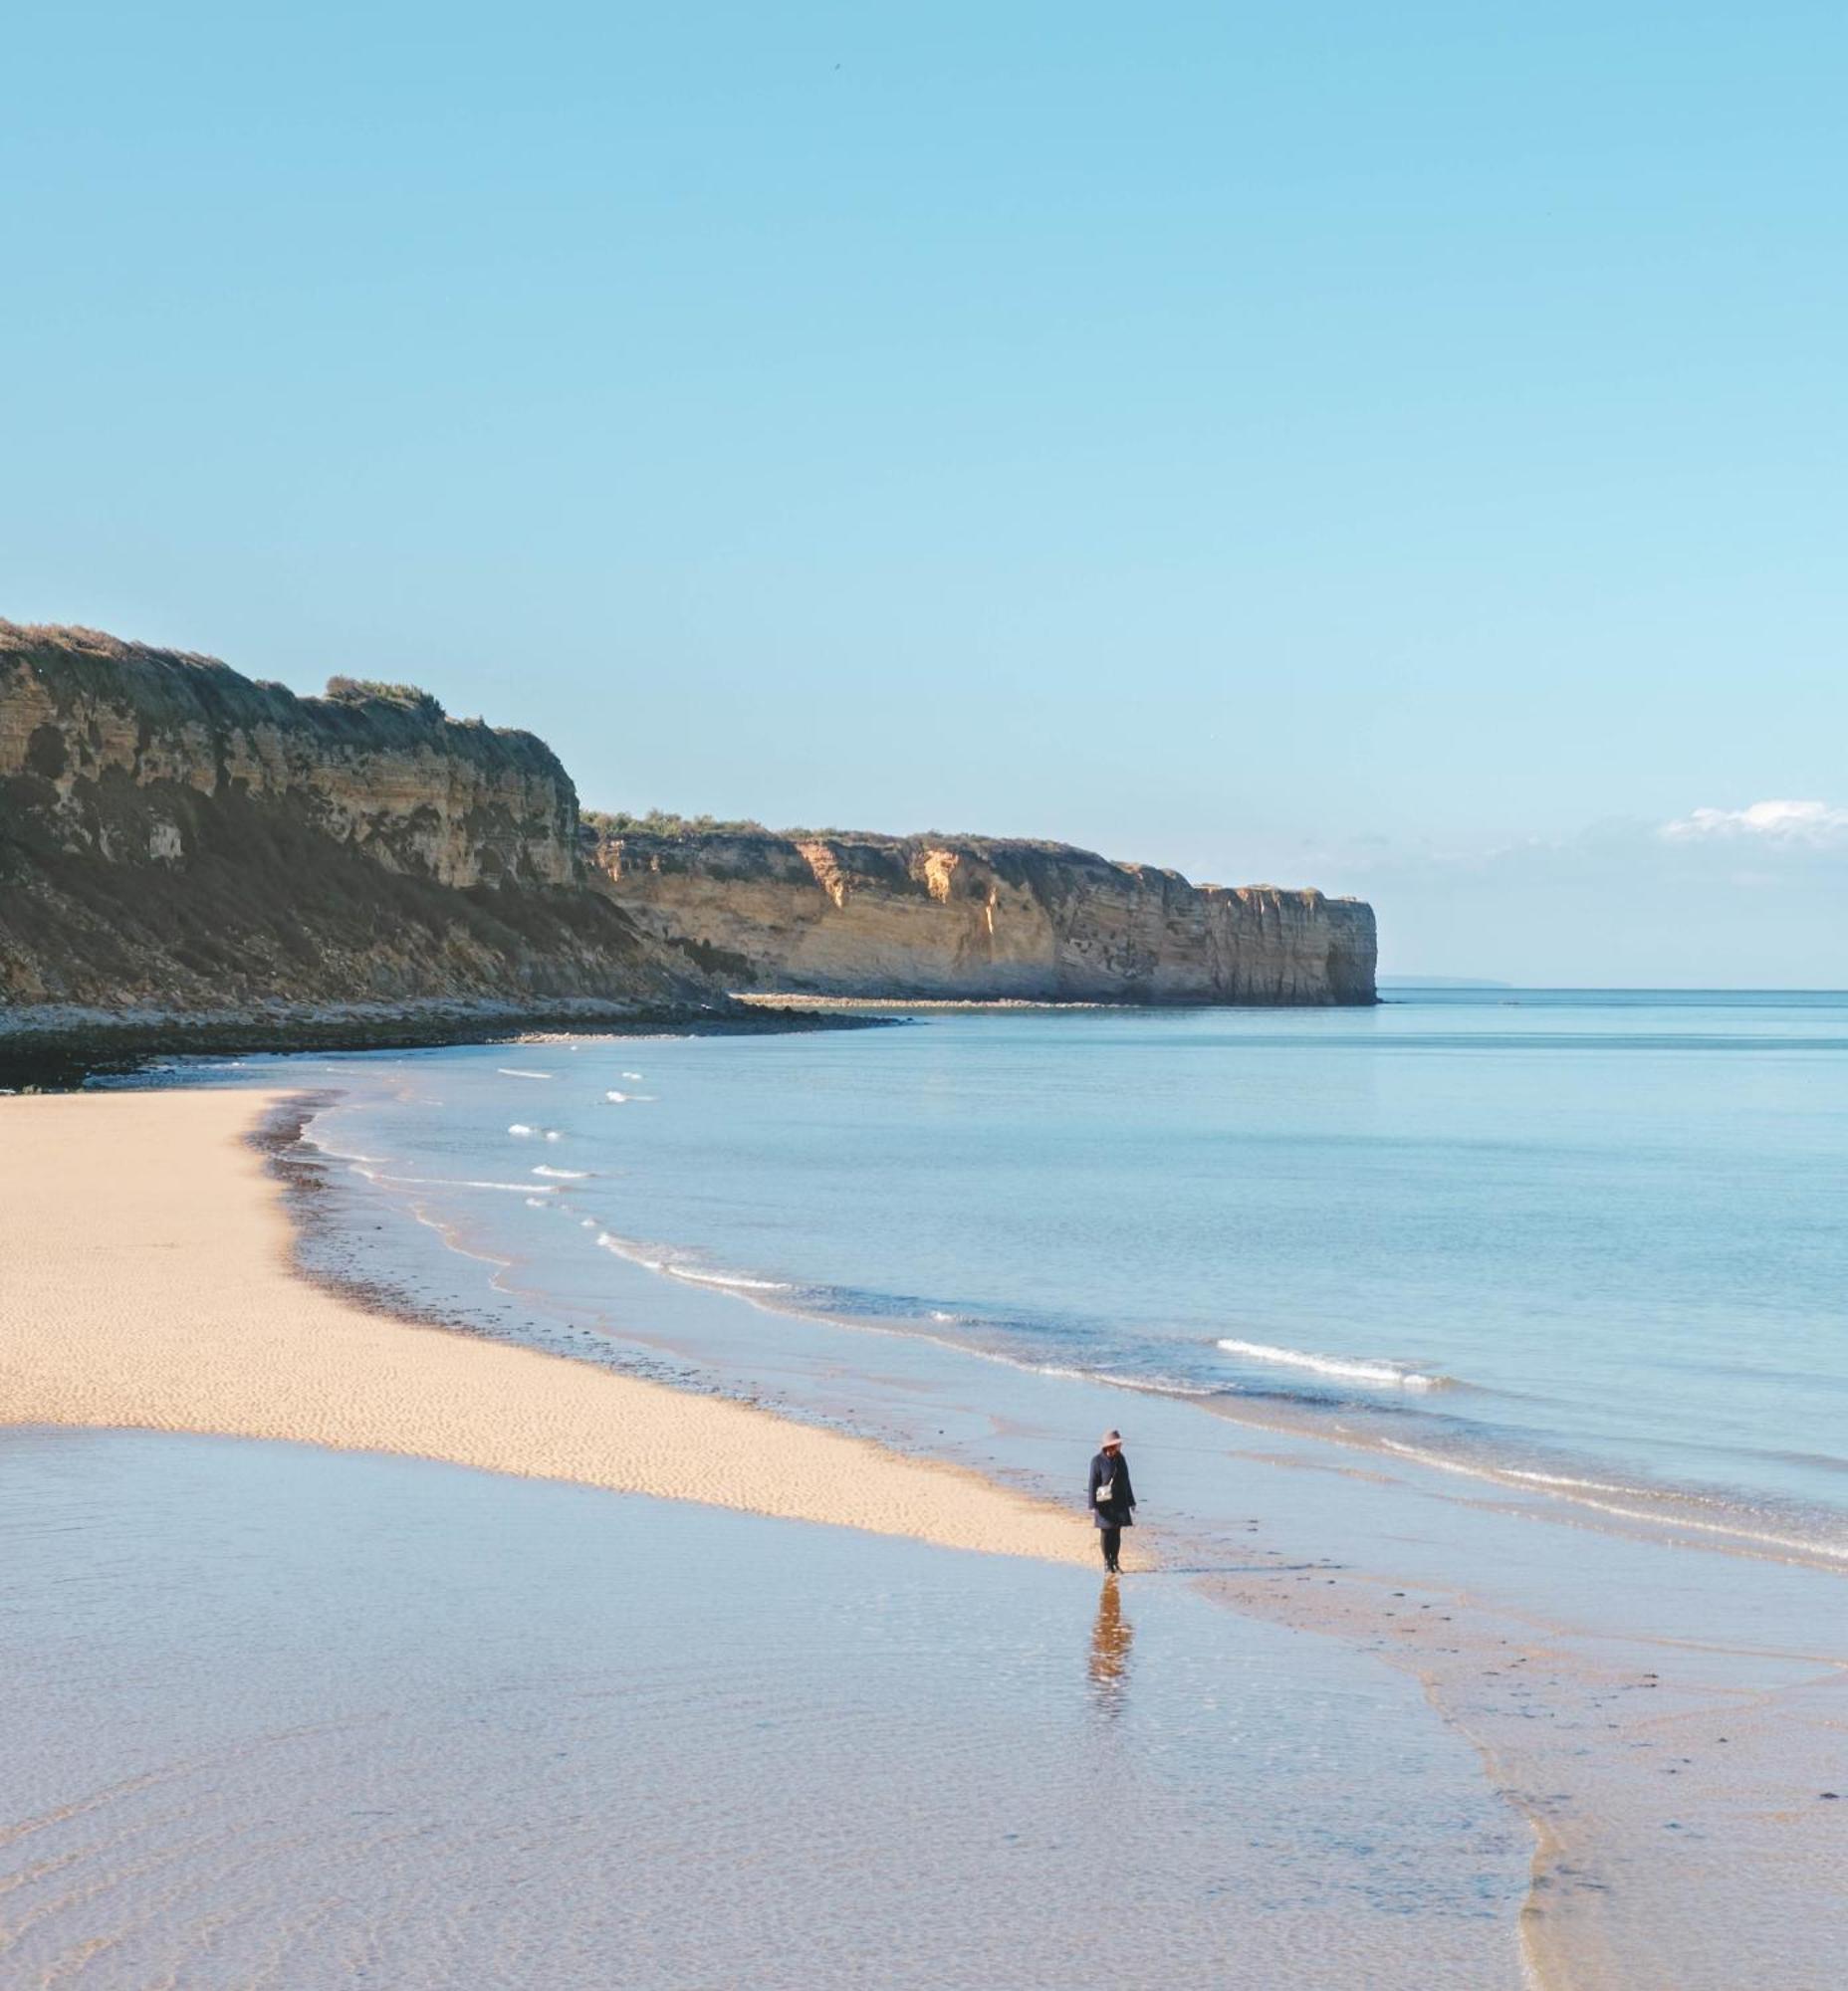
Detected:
[{"left": 592, "top": 826, "right": 1376, "bottom": 1005}]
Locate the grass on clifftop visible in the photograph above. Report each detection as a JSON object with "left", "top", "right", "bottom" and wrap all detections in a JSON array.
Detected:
[
  {"left": 324, "top": 676, "right": 446, "bottom": 719},
  {"left": 582, "top": 809, "right": 1104, "bottom": 860}
]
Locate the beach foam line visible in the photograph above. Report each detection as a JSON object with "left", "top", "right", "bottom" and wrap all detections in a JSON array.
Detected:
[
  {"left": 663, "top": 1266, "right": 793, "bottom": 1292},
  {"left": 0, "top": 1089, "right": 1096, "bottom": 1566},
  {"left": 1377, "top": 1439, "right": 1848, "bottom": 1565},
  {"left": 588, "top": 1231, "right": 790, "bottom": 1291},
  {"left": 357, "top": 1170, "right": 557, "bottom": 1195},
  {"left": 1217, "top": 1338, "right": 1452, "bottom": 1390}
]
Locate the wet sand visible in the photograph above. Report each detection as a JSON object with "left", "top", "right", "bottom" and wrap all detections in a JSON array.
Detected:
[
  {"left": 0, "top": 1089, "right": 1095, "bottom": 1564},
  {"left": 0, "top": 1428, "right": 1526, "bottom": 1989}
]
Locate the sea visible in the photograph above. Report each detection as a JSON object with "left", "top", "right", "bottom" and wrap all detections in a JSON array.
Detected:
[{"left": 239, "top": 989, "right": 1848, "bottom": 1571}]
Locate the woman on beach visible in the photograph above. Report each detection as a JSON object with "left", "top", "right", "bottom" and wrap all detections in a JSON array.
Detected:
[{"left": 1088, "top": 1429, "right": 1136, "bottom": 1573}]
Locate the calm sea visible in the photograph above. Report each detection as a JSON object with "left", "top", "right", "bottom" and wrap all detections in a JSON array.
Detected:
[{"left": 275, "top": 990, "right": 1848, "bottom": 1563}]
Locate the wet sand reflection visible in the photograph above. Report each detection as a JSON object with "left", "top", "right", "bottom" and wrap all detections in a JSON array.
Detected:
[{"left": 1088, "top": 1575, "right": 1134, "bottom": 1716}]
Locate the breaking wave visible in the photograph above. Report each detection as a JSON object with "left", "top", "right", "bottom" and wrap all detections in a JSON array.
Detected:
[
  {"left": 588, "top": 1228, "right": 790, "bottom": 1291},
  {"left": 1217, "top": 1338, "right": 1453, "bottom": 1391}
]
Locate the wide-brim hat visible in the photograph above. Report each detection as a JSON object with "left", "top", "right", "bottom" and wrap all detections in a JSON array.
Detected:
[{"left": 1100, "top": 1429, "right": 1122, "bottom": 1447}]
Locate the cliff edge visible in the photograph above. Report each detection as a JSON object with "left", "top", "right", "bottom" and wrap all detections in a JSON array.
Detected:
[
  {"left": 591, "top": 824, "right": 1377, "bottom": 1005},
  {"left": 0, "top": 623, "right": 724, "bottom": 1043}
]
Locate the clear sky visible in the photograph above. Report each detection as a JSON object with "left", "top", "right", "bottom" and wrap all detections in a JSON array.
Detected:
[{"left": 6, "top": 3, "right": 1844, "bottom": 983}]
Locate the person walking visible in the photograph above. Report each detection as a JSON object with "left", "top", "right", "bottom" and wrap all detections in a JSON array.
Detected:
[{"left": 1088, "top": 1429, "right": 1136, "bottom": 1573}]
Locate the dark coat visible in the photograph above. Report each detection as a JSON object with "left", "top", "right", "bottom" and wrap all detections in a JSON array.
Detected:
[{"left": 1088, "top": 1449, "right": 1136, "bottom": 1530}]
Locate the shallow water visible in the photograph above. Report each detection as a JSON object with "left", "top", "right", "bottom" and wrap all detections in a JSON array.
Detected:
[
  {"left": 128, "top": 995, "right": 1848, "bottom": 1983},
  {"left": 0, "top": 1430, "right": 1525, "bottom": 1990},
  {"left": 277, "top": 991, "right": 1848, "bottom": 1559}
]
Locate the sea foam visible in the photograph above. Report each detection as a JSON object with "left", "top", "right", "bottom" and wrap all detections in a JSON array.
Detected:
[
  {"left": 663, "top": 1265, "right": 792, "bottom": 1292},
  {"left": 1217, "top": 1338, "right": 1450, "bottom": 1390}
]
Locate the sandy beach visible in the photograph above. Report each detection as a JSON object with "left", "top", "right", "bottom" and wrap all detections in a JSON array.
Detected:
[
  {"left": 0, "top": 1082, "right": 1530, "bottom": 1988},
  {"left": 0, "top": 1087, "right": 1094, "bottom": 1564}
]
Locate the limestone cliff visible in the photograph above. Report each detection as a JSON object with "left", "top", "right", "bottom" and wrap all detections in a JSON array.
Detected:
[
  {"left": 590, "top": 826, "right": 1377, "bottom": 1005},
  {"left": 0, "top": 623, "right": 725, "bottom": 1039}
]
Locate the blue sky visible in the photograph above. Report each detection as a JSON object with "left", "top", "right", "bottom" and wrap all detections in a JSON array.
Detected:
[{"left": 6, "top": 3, "right": 1844, "bottom": 982}]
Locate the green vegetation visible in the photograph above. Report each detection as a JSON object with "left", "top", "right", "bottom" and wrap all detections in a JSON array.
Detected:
[
  {"left": 581, "top": 809, "right": 1092, "bottom": 860},
  {"left": 585, "top": 809, "right": 772, "bottom": 838},
  {"left": 324, "top": 676, "right": 446, "bottom": 719}
]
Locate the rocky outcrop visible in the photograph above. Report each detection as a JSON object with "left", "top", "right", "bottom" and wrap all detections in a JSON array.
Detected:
[
  {"left": 0, "top": 623, "right": 726, "bottom": 1039},
  {"left": 591, "top": 827, "right": 1377, "bottom": 1004}
]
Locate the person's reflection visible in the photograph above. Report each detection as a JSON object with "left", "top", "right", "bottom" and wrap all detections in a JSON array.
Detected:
[{"left": 1087, "top": 1575, "right": 1134, "bottom": 1717}]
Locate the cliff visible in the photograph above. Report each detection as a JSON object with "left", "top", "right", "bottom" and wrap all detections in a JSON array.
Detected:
[
  {"left": 0, "top": 619, "right": 1377, "bottom": 1061},
  {"left": 590, "top": 825, "right": 1377, "bottom": 1005},
  {"left": 0, "top": 623, "right": 725, "bottom": 1044}
]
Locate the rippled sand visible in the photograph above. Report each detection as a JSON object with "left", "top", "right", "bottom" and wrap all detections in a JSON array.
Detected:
[{"left": 0, "top": 1430, "right": 1526, "bottom": 1989}]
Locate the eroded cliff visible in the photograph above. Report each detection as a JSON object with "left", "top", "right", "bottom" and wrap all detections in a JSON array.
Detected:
[
  {"left": 0, "top": 623, "right": 724, "bottom": 1038},
  {"left": 1, "top": 620, "right": 1377, "bottom": 1056},
  {"left": 591, "top": 826, "right": 1377, "bottom": 1004}
]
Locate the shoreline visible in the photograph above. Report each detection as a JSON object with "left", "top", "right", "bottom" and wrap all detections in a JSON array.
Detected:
[
  {"left": 0, "top": 1000, "right": 893, "bottom": 1093},
  {"left": 10, "top": 1071, "right": 1846, "bottom": 1987},
  {"left": 0, "top": 1086, "right": 1093, "bottom": 1563},
  {"left": 734, "top": 990, "right": 1381, "bottom": 1010}
]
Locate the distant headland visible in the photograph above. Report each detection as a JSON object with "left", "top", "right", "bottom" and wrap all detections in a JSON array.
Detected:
[{"left": 0, "top": 621, "right": 1376, "bottom": 1064}]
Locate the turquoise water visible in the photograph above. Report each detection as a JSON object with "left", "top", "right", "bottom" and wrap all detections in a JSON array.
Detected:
[{"left": 281, "top": 990, "right": 1848, "bottom": 1559}]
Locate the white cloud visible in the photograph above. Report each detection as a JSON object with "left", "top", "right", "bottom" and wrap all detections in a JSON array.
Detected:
[{"left": 1659, "top": 798, "right": 1848, "bottom": 847}]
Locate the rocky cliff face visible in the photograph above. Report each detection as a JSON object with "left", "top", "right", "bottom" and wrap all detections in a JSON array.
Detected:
[
  {"left": 0, "top": 623, "right": 723, "bottom": 1033},
  {"left": 592, "top": 828, "right": 1377, "bottom": 1004},
  {"left": 0, "top": 620, "right": 1377, "bottom": 1053}
]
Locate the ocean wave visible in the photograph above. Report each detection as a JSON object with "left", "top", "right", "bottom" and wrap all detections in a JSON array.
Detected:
[
  {"left": 357, "top": 1170, "right": 557, "bottom": 1195},
  {"left": 508, "top": 1124, "right": 564, "bottom": 1140},
  {"left": 1499, "top": 1465, "right": 1638, "bottom": 1496},
  {"left": 664, "top": 1266, "right": 793, "bottom": 1292},
  {"left": 1217, "top": 1338, "right": 1452, "bottom": 1390},
  {"left": 587, "top": 1229, "right": 791, "bottom": 1291},
  {"left": 604, "top": 1090, "right": 657, "bottom": 1104},
  {"left": 532, "top": 1165, "right": 590, "bottom": 1180},
  {"left": 1378, "top": 1440, "right": 1848, "bottom": 1563},
  {"left": 497, "top": 1068, "right": 556, "bottom": 1080},
  {"left": 594, "top": 1230, "right": 665, "bottom": 1272}
]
